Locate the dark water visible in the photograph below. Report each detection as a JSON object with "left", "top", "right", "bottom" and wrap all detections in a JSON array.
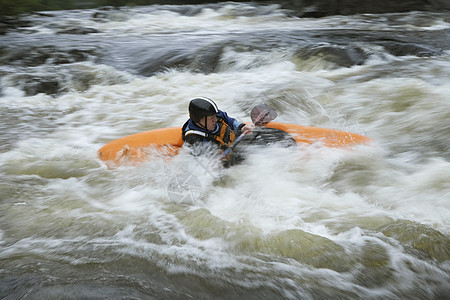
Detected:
[{"left": 1, "top": 3, "right": 449, "bottom": 299}]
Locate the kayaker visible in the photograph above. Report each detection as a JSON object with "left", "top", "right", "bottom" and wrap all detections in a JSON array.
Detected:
[{"left": 182, "top": 97, "right": 254, "bottom": 154}]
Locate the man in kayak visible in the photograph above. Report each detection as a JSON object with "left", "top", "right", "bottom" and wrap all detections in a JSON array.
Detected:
[{"left": 182, "top": 97, "right": 254, "bottom": 154}]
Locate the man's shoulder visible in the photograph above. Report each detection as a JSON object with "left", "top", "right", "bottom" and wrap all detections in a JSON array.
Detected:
[
  {"left": 216, "top": 110, "right": 228, "bottom": 118},
  {"left": 182, "top": 119, "right": 203, "bottom": 132}
]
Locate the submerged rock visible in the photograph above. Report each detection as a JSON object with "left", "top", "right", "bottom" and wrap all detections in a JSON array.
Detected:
[
  {"left": 379, "top": 220, "right": 450, "bottom": 262},
  {"left": 6, "top": 74, "right": 61, "bottom": 96},
  {"left": 278, "top": 0, "right": 450, "bottom": 17},
  {"left": 0, "top": 46, "right": 98, "bottom": 67},
  {"left": 294, "top": 44, "right": 369, "bottom": 68},
  {"left": 0, "top": 16, "right": 33, "bottom": 35},
  {"left": 56, "top": 27, "right": 101, "bottom": 34}
]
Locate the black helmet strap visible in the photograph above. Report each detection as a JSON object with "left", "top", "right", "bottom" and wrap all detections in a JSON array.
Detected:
[{"left": 197, "top": 115, "right": 208, "bottom": 130}]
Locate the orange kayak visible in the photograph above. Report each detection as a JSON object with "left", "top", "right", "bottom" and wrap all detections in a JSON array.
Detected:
[{"left": 98, "top": 121, "right": 371, "bottom": 167}]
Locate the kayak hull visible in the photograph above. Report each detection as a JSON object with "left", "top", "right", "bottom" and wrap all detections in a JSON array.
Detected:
[{"left": 98, "top": 122, "right": 371, "bottom": 167}]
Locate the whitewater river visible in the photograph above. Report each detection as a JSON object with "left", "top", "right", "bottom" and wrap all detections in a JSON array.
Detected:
[{"left": 1, "top": 3, "right": 449, "bottom": 299}]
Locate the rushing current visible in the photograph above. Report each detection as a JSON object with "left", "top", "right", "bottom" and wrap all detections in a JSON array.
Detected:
[{"left": 1, "top": 3, "right": 449, "bottom": 299}]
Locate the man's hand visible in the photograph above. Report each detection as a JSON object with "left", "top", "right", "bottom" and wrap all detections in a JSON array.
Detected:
[{"left": 241, "top": 123, "right": 255, "bottom": 134}]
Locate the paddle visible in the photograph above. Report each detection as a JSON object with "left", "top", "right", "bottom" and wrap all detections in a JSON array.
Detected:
[
  {"left": 219, "top": 104, "right": 277, "bottom": 159},
  {"left": 251, "top": 104, "right": 278, "bottom": 126}
]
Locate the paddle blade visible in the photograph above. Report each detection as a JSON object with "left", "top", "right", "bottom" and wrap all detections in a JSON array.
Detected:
[{"left": 251, "top": 104, "right": 277, "bottom": 125}]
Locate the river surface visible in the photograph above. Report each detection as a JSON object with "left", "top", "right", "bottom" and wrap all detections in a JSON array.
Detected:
[{"left": 1, "top": 3, "right": 449, "bottom": 299}]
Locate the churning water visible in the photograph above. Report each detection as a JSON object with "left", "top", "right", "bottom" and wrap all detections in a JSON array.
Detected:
[{"left": 0, "top": 3, "right": 449, "bottom": 299}]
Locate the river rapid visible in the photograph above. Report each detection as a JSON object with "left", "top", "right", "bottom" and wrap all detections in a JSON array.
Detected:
[{"left": 1, "top": 3, "right": 449, "bottom": 299}]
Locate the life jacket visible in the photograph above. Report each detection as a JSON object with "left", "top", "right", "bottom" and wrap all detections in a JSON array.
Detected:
[{"left": 182, "top": 117, "right": 236, "bottom": 150}]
